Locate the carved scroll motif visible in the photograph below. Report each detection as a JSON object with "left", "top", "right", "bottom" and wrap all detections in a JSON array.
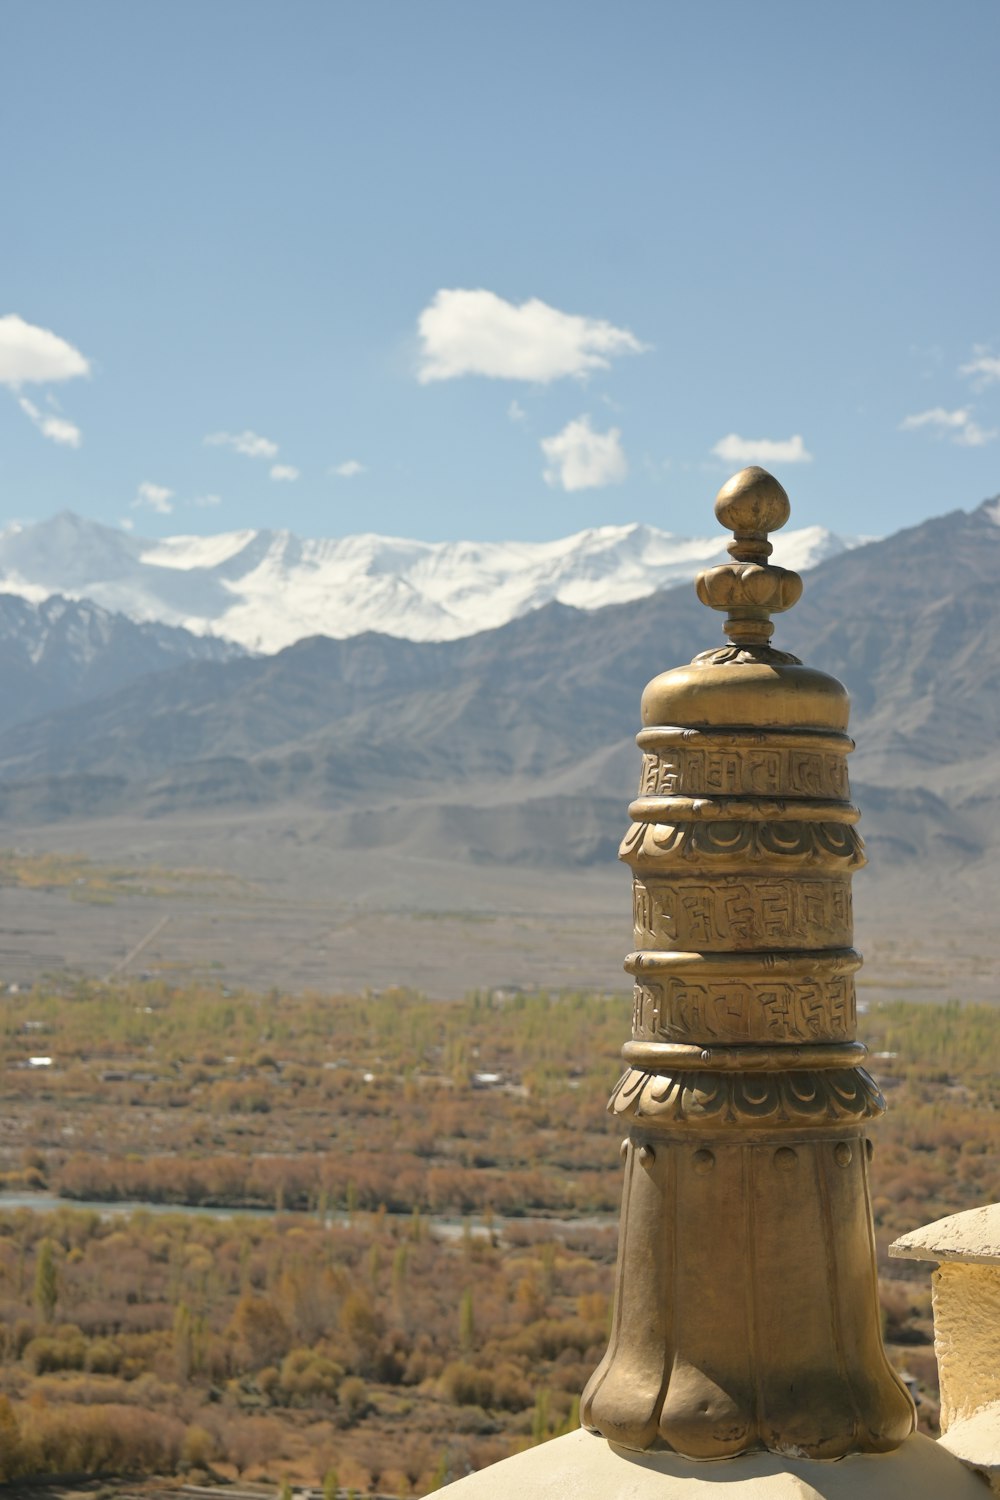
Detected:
[
  {"left": 621, "top": 819, "right": 865, "bottom": 869},
  {"left": 610, "top": 1064, "right": 885, "bottom": 1129}
]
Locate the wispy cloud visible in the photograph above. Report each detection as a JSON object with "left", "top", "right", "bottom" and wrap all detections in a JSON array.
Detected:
[
  {"left": 508, "top": 399, "right": 527, "bottom": 423},
  {"left": 17, "top": 396, "right": 82, "bottom": 448},
  {"left": 959, "top": 346, "right": 1000, "bottom": 389},
  {"left": 541, "top": 414, "right": 627, "bottom": 491},
  {"left": 0, "top": 314, "right": 90, "bottom": 386},
  {"left": 204, "top": 429, "right": 279, "bottom": 460},
  {"left": 132, "top": 481, "right": 174, "bottom": 515},
  {"left": 899, "top": 407, "right": 997, "bottom": 447},
  {"left": 331, "top": 460, "right": 366, "bottom": 478},
  {"left": 417, "top": 289, "right": 648, "bottom": 384},
  {"left": 269, "top": 464, "right": 300, "bottom": 482},
  {"left": 711, "top": 433, "right": 813, "bottom": 466},
  {"left": 1, "top": 315, "right": 90, "bottom": 446},
  {"left": 191, "top": 493, "right": 222, "bottom": 508}
]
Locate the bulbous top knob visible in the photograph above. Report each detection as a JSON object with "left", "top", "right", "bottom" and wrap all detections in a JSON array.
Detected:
[
  {"left": 695, "top": 467, "right": 802, "bottom": 648},
  {"left": 715, "top": 467, "right": 791, "bottom": 548},
  {"left": 642, "top": 466, "right": 849, "bottom": 729}
]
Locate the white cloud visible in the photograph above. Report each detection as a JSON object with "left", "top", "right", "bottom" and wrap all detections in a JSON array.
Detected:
[
  {"left": 711, "top": 433, "right": 813, "bottom": 465},
  {"left": 955, "top": 419, "right": 997, "bottom": 447},
  {"left": 899, "top": 407, "right": 997, "bottom": 446},
  {"left": 191, "top": 493, "right": 222, "bottom": 507},
  {"left": 417, "top": 288, "right": 648, "bottom": 384},
  {"left": 540, "top": 415, "right": 628, "bottom": 491},
  {"left": 120, "top": 518, "right": 135, "bottom": 532},
  {"left": 17, "top": 395, "right": 82, "bottom": 448},
  {"left": 900, "top": 406, "right": 969, "bottom": 432},
  {"left": 0, "top": 314, "right": 90, "bottom": 387},
  {"left": 204, "top": 429, "right": 279, "bottom": 460},
  {"left": 959, "top": 347, "right": 1000, "bottom": 388},
  {"left": 270, "top": 463, "right": 300, "bottom": 482},
  {"left": 331, "top": 459, "right": 366, "bottom": 478},
  {"left": 508, "top": 399, "right": 527, "bottom": 423},
  {"left": 132, "top": 481, "right": 174, "bottom": 515}
]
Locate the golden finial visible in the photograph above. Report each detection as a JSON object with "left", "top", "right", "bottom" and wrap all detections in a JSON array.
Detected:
[
  {"left": 695, "top": 466, "right": 803, "bottom": 647},
  {"left": 581, "top": 463, "right": 914, "bottom": 1463}
]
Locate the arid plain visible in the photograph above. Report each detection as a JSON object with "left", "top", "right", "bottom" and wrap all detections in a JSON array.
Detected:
[{"left": 2, "top": 808, "right": 998, "bottom": 1008}]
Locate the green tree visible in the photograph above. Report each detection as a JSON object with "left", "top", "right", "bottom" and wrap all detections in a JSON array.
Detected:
[
  {"left": 33, "top": 1238, "right": 57, "bottom": 1322},
  {"left": 323, "top": 1466, "right": 339, "bottom": 1500},
  {"left": 532, "top": 1388, "right": 550, "bottom": 1444},
  {"left": 560, "top": 1394, "right": 581, "bottom": 1434}
]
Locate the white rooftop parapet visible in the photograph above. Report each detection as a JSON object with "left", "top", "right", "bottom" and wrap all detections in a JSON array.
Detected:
[
  {"left": 891, "top": 1202, "right": 1000, "bottom": 1493},
  {"left": 432, "top": 1424, "right": 989, "bottom": 1498}
]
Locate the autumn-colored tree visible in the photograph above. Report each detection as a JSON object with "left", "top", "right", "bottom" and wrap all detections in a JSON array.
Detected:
[
  {"left": 0, "top": 1396, "right": 24, "bottom": 1484},
  {"left": 228, "top": 1292, "right": 291, "bottom": 1368}
]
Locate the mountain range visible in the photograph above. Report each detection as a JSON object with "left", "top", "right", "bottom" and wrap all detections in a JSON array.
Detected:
[
  {"left": 0, "top": 592, "right": 241, "bottom": 735},
  {"left": 0, "top": 496, "right": 997, "bottom": 895},
  {"left": 0, "top": 510, "right": 865, "bottom": 651}
]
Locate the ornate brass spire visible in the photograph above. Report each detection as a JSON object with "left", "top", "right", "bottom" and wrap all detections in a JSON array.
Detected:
[{"left": 581, "top": 467, "right": 915, "bottom": 1459}]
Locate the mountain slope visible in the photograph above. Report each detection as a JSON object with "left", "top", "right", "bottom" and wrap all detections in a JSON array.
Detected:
[
  {"left": 0, "top": 498, "right": 997, "bottom": 881},
  {"left": 0, "top": 592, "right": 243, "bottom": 735},
  {"left": 0, "top": 511, "right": 867, "bottom": 651}
]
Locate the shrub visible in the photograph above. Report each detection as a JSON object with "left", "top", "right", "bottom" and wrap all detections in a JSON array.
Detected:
[
  {"left": 440, "top": 1361, "right": 494, "bottom": 1409},
  {"left": 339, "top": 1375, "right": 369, "bottom": 1422},
  {"left": 85, "top": 1338, "right": 123, "bottom": 1375},
  {"left": 25, "top": 1332, "right": 87, "bottom": 1375},
  {"left": 280, "top": 1347, "right": 344, "bottom": 1404},
  {"left": 181, "top": 1422, "right": 217, "bottom": 1471}
]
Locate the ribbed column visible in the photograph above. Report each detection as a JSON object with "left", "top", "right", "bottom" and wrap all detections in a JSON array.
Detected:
[{"left": 581, "top": 468, "right": 914, "bottom": 1459}]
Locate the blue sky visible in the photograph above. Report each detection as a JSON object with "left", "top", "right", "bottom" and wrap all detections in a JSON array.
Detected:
[{"left": 2, "top": 0, "right": 999, "bottom": 543}]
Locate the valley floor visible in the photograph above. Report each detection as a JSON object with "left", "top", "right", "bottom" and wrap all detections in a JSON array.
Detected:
[
  {"left": 0, "top": 979, "right": 995, "bottom": 1491},
  {"left": 2, "top": 812, "right": 998, "bottom": 1006}
]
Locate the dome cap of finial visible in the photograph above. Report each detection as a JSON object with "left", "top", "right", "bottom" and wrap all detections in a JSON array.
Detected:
[{"left": 640, "top": 467, "right": 849, "bottom": 731}]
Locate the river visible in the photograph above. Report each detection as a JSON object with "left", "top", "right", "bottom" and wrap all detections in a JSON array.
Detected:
[{"left": 0, "top": 1189, "right": 614, "bottom": 1241}]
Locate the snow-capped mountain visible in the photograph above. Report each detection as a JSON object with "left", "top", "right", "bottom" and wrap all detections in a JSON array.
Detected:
[{"left": 0, "top": 511, "right": 870, "bottom": 653}]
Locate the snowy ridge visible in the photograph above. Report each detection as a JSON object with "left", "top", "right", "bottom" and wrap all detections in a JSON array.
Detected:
[{"left": 0, "top": 512, "right": 872, "bottom": 654}]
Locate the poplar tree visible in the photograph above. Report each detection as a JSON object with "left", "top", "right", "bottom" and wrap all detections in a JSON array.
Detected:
[
  {"left": 458, "top": 1287, "right": 475, "bottom": 1351},
  {"left": 33, "top": 1239, "right": 57, "bottom": 1323}
]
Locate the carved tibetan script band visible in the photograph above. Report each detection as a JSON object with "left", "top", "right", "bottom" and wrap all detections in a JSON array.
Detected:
[
  {"left": 637, "top": 737, "right": 850, "bottom": 802},
  {"left": 630, "top": 972, "right": 856, "bottom": 1046},
  {"left": 632, "top": 874, "right": 853, "bottom": 951}
]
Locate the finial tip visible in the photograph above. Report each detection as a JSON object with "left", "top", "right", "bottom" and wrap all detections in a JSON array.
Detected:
[{"left": 714, "top": 467, "right": 790, "bottom": 537}]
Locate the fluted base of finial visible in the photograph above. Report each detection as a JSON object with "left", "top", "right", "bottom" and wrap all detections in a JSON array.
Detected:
[
  {"left": 581, "top": 1101, "right": 914, "bottom": 1460},
  {"left": 430, "top": 1428, "right": 988, "bottom": 1499}
]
